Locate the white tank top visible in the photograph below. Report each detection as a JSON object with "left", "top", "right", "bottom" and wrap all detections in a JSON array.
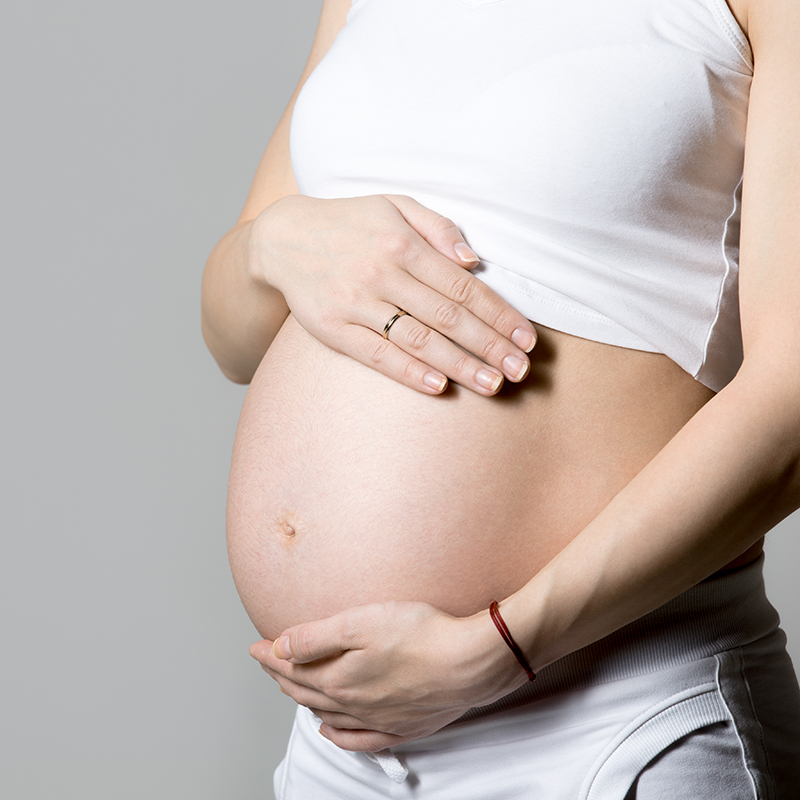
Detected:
[{"left": 290, "top": 0, "right": 753, "bottom": 391}]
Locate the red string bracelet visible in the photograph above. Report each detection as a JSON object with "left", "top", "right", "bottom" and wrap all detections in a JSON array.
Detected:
[{"left": 489, "top": 601, "right": 536, "bottom": 682}]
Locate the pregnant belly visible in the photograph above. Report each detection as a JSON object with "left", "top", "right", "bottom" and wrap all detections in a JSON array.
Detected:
[{"left": 227, "top": 316, "right": 713, "bottom": 640}]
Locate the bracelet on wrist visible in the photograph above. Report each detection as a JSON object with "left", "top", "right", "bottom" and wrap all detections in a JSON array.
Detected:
[{"left": 489, "top": 601, "right": 536, "bottom": 682}]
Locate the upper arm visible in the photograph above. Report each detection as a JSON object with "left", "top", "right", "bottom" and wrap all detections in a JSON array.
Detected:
[
  {"left": 237, "top": 0, "right": 352, "bottom": 224},
  {"left": 736, "top": 0, "right": 800, "bottom": 374}
]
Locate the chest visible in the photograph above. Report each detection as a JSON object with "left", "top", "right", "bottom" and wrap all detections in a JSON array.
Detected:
[{"left": 291, "top": 0, "right": 750, "bottom": 223}]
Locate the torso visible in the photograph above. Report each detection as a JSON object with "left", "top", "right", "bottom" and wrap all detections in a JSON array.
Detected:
[
  {"left": 226, "top": 0, "right": 762, "bottom": 641},
  {"left": 227, "top": 317, "right": 762, "bottom": 641}
]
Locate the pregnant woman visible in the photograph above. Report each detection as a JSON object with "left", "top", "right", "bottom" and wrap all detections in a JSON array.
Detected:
[{"left": 202, "top": 0, "right": 800, "bottom": 796}]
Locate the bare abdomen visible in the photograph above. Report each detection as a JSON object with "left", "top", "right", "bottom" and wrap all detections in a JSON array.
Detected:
[{"left": 226, "top": 315, "right": 714, "bottom": 640}]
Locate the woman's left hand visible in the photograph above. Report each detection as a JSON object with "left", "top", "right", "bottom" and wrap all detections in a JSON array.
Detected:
[{"left": 249, "top": 601, "right": 527, "bottom": 751}]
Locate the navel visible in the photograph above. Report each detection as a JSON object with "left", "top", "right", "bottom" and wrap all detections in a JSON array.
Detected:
[{"left": 276, "top": 512, "right": 301, "bottom": 541}]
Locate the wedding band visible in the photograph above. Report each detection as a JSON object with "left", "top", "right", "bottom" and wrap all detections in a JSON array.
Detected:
[{"left": 382, "top": 309, "right": 410, "bottom": 340}]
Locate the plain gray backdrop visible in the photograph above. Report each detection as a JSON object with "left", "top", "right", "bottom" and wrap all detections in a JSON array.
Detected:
[{"left": 1, "top": 2, "right": 797, "bottom": 798}]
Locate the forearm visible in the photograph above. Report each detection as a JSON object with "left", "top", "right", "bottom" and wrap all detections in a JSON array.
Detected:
[
  {"left": 201, "top": 211, "right": 290, "bottom": 384},
  {"left": 503, "top": 361, "right": 800, "bottom": 671}
]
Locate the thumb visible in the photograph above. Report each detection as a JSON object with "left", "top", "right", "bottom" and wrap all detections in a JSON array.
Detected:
[
  {"left": 272, "top": 612, "right": 363, "bottom": 664},
  {"left": 383, "top": 194, "right": 481, "bottom": 268}
]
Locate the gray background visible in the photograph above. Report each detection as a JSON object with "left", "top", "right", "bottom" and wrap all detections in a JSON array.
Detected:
[{"left": 0, "top": 2, "right": 797, "bottom": 799}]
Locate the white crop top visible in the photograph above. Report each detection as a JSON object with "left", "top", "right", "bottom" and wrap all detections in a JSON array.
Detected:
[{"left": 290, "top": 0, "right": 753, "bottom": 391}]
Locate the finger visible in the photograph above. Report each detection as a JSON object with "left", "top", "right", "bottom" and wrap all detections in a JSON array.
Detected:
[
  {"left": 272, "top": 609, "right": 370, "bottom": 665},
  {"left": 249, "top": 642, "right": 333, "bottom": 688},
  {"left": 382, "top": 194, "right": 481, "bottom": 269},
  {"left": 311, "top": 708, "right": 374, "bottom": 730},
  {"left": 336, "top": 323, "right": 450, "bottom": 395},
  {"left": 269, "top": 670, "right": 354, "bottom": 713},
  {"left": 377, "top": 311, "right": 508, "bottom": 395},
  {"left": 249, "top": 638, "right": 278, "bottom": 663},
  {"left": 386, "top": 280, "right": 531, "bottom": 385},
  {"left": 401, "top": 250, "right": 537, "bottom": 354},
  {"left": 319, "top": 724, "right": 408, "bottom": 753},
  {"left": 249, "top": 642, "right": 327, "bottom": 690},
  {"left": 255, "top": 657, "right": 358, "bottom": 714}
]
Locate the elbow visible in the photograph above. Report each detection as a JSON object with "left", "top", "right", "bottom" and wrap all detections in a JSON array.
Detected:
[
  {"left": 201, "top": 319, "right": 257, "bottom": 385},
  {"left": 218, "top": 363, "right": 255, "bottom": 385},
  {"left": 217, "top": 362, "right": 253, "bottom": 386}
]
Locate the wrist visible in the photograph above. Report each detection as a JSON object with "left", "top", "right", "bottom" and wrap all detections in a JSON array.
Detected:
[
  {"left": 247, "top": 195, "right": 302, "bottom": 293},
  {"left": 489, "top": 601, "right": 536, "bottom": 681},
  {"left": 246, "top": 208, "right": 276, "bottom": 292},
  {"left": 497, "top": 570, "right": 570, "bottom": 674},
  {"left": 453, "top": 608, "right": 531, "bottom": 707}
]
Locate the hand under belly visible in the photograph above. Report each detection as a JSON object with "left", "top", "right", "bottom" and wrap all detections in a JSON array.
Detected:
[{"left": 227, "top": 316, "right": 713, "bottom": 640}]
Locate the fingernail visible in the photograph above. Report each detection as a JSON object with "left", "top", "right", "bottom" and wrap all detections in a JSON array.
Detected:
[
  {"left": 454, "top": 242, "right": 480, "bottom": 263},
  {"left": 503, "top": 354, "right": 529, "bottom": 382},
  {"left": 476, "top": 368, "right": 503, "bottom": 393},
  {"left": 424, "top": 372, "right": 447, "bottom": 392},
  {"left": 273, "top": 636, "right": 293, "bottom": 660},
  {"left": 512, "top": 327, "right": 535, "bottom": 352}
]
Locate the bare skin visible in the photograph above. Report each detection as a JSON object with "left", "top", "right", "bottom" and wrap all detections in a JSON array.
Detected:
[
  {"left": 204, "top": 0, "right": 800, "bottom": 752},
  {"left": 228, "top": 319, "right": 721, "bottom": 641}
]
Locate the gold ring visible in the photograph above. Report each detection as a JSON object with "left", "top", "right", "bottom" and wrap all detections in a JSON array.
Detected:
[{"left": 382, "top": 309, "right": 410, "bottom": 340}]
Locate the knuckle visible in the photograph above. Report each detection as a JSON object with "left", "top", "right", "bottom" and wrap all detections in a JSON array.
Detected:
[
  {"left": 484, "top": 302, "right": 516, "bottom": 332},
  {"left": 476, "top": 331, "right": 507, "bottom": 361},
  {"left": 366, "top": 337, "right": 393, "bottom": 366},
  {"left": 432, "top": 301, "right": 462, "bottom": 333},
  {"left": 451, "top": 351, "right": 474, "bottom": 377},
  {"left": 317, "top": 308, "right": 343, "bottom": 335},
  {"left": 282, "top": 682, "right": 302, "bottom": 702},
  {"left": 430, "top": 213, "right": 459, "bottom": 238},
  {"left": 323, "top": 683, "right": 348, "bottom": 704},
  {"left": 337, "top": 615, "right": 361, "bottom": 650},
  {"left": 292, "top": 628, "right": 314, "bottom": 660},
  {"left": 400, "top": 357, "right": 423, "bottom": 385},
  {"left": 350, "top": 255, "right": 382, "bottom": 286},
  {"left": 404, "top": 322, "right": 434, "bottom": 353},
  {"left": 378, "top": 230, "right": 414, "bottom": 261},
  {"left": 447, "top": 273, "right": 478, "bottom": 306}
]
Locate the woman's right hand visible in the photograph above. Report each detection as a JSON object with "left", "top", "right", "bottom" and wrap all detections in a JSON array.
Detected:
[{"left": 251, "top": 193, "right": 536, "bottom": 395}]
